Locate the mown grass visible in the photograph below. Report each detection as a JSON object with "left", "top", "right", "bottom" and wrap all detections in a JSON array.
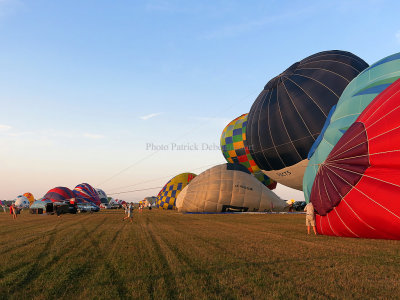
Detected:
[{"left": 1, "top": 209, "right": 400, "bottom": 300}]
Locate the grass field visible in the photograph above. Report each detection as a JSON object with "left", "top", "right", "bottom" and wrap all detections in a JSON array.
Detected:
[{"left": 1, "top": 209, "right": 400, "bottom": 300}]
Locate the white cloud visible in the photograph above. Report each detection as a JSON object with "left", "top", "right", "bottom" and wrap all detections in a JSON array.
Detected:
[
  {"left": 140, "top": 112, "right": 164, "bottom": 120},
  {"left": 0, "top": 124, "right": 12, "bottom": 131},
  {"left": 396, "top": 30, "right": 400, "bottom": 44},
  {"left": 83, "top": 133, "right": 105, "bottom": 139}
]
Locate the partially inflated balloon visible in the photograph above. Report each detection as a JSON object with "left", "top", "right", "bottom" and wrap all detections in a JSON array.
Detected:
[
  {"left": 156, "top": 173, "right": 196, "bottom": 210},
  {"left": 304, "top": 52, "right": 400, "bottom": 202},
  {"left": 246, "top": 50, "right": 368, "bottom": 190},
  {"left": 310, "top": 79, "right": 400, "bottom": 239},
  {"left": 15, "top": 195, "right": 30, "bottom": 208},
  {"left": 43, "top": 187, "right": 75, "bottom": 203},
  {"left": 74, "top": 183, "right": 101, "bottom": 206},
  {"left": 176, "top": 164, "right": 287, "bottom": 213},
  {"left": 23, "top": 192, "right": 35, "bottom": 204},
  {"left": 221, "top": 114, "right": 277, "bottom": 190},
  {"left": 95, "top": 188, "right": 108, "bottom": 203}
]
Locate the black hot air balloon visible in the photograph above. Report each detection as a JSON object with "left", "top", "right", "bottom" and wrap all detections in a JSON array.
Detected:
[{"left": 245, "top": 50, "right": 368, "bottom": 190}]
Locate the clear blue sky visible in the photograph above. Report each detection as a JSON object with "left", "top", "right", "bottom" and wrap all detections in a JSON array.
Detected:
[{"left": 1, "top": 0, "right": 399, "bottom": 201}]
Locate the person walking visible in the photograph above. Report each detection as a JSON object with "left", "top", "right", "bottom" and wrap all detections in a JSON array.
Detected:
[
  {"left": 304, "top": 202, "right": 317, "bottom": 235},
  {"left": 123, "top": 203, "right": 131, "bottom": 221},
  {"left": 127, "top": 203, "right": 134, "bottom": 223}
]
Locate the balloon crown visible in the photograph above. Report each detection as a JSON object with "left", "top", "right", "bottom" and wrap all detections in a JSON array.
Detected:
[{"left": 264, "top": 61, "right": 300, "bottom": 90}]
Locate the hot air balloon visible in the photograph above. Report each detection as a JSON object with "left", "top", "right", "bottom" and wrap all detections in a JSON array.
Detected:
[
  {"left": 23, "top": 192, "right": 35, "bottom": 204},
  {"left": 156, "top": 173, "right": 196, "bottom": 210},
  {"left": 15, "top": 195, "right": 30, "bottom": 208},
  {"left": 221, "top": 113, "right": 277, "bottom": 190},
  {"left": 144, "top": 196, "right": 156, "bottom": 205},
  {"left": 246, "top": 50, "right": 369, "bottom": 190},
  {"left": 175, "top": 164, "right": 288, "bottom": 213},
  {"left": 73, "top": 183, "right": 101, "bottom": 206},
  {"left": 304, "top": 52, "right": 400, "bottom": 202},
  {"left": 310, "top": 78, "right": 400, "bottom": 239},
  {"left": 95, "top": 188, "right": 108, "bottom": 204},
  {"left": 43, "top": 187, "right": 75, "bottom": 203}
]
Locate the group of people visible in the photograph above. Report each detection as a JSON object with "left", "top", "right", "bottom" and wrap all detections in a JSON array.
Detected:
[
  {"left": 3, "top": 198, "right": 317, "bottom": 234},
  {"left": 122, "top": 202, "right": 153, "bottom": 222}
]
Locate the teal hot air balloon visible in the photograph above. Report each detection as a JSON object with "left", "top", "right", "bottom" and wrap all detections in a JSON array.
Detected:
[{"left": 303, "top": 52, "right": 400, "bottom": 203}]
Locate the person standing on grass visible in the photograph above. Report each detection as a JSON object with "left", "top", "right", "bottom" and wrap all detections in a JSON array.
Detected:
[
  {"left": 304, "top": 202, "right": 317, "bottom": 235},
  {"left": 128, "top": 203, "right": 134, "bottom": 223},
  {"left": 122, "top": 203, "right": 131, "bottom": 221},
  {"left": 11, "top": 204, "right": 17, "bottom": 220}
]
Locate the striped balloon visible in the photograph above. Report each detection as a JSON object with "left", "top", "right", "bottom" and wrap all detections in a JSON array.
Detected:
[
  {"left": 73, "top": 183, "right": 101, "bottom": 206},
  {"left": 43, "top": 187, "right": 75, "bottom": 203}
]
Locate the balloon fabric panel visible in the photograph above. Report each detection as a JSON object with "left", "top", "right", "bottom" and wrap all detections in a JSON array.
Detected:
[
  {"left": 304, "top": 52, "right": 400, "bottom": 202},
  {"left": 220, "top": 114, "right": 277, "bottom": 189},
  {"left": 311, "top": 78, "right": 400, "bottom": 239}
]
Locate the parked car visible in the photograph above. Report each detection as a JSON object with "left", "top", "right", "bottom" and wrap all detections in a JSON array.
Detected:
[
  {"left": 89, "top": 203, "right": 100, "bottom": 212},
  {"left": 77, "top": 203, "right": 92, "bottom": 213},
  {"left": 53, "top": 202, "right": 70, "bottom": 215},
  {"left": 68, "top": 204, "right": 77, "bottom": 214},
  {"left": 293, "top": 201, "right": 307, "bottom": 211},
  {"left": 77, "top": 202, "right": 100, "bottom": 213}
]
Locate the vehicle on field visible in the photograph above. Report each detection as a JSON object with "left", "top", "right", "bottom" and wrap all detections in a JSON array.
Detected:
[
  {"left": 53, "top": 202, "right": 70, "bottom": 215},
  {"left": 293, "top": 201, "right": 307, "bottom": 211},
  {"left": 100, "top": 203, "right": 110, "bottom": 209},
  {"left": 89, "top": 202, "right": 100, "bottom": 212}
]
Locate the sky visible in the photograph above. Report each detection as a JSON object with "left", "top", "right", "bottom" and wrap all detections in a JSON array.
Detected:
[{"left": 1, "top": 0, "right": 400, "bottom": 202}]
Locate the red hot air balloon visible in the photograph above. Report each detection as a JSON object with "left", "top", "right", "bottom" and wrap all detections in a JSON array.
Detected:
[
  {"left": 310, "top": 78, "right": 400, "bottom": 239},
  {"left": 43, "top": 187, "right": 75, "bottom": 203}
]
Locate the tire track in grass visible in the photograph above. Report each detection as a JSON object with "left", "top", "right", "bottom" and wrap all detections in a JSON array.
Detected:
[
  {"left": 8, "top": 216, "right": 107, "bottom": 292},
  {"left": 138, "top": 216, "right": 158, "bottom": 300},
  {"left": 43, "top": 217, "right": 111, "bottom": 299},
  {"left": 0, "top": 217, "right": 87, "bottom": 256},
  {"left": 153, "top": 224, "right": 234, "bottom": 299},
  {"left": 143, "top": 219, "right": 178, "bottom": 300},
  {"left": 96, "top": 222, "right": 130, "bottom": 300},
  {"left": 0, "top": 217, "right": 91, "bottom": 281},
  {"left": 48, "top": 218, "right": 128, "bottom": 299}
]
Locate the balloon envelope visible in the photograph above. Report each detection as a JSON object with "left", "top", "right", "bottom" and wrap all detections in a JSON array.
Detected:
[
  {"left": 95, "top": 188, "right": 108, "bottom": 203},
  {"left": 246, "top": 50, "right": 368, "bottom": 190},
  {"left": 43, "top": 187, "right": 75, "bottom": 203},
  {"left": 15, "top": 195, "right": 30, "bottom": 208},
  {"left": 176, "top": 164, "right": 288, "bottom": 213},
  {"left": 310, "top": 78, "right": 400, "bottom": 239},
  {"left": 220, "top": 113, "right": 276, "bottom": 189},
  {"left": 23, "top": 192, "right": 35, "bottom": 204},
  {"left": 73, "top": 183, "right": 101, "bottom": 206},
  {"left": 156, "top": 173, "right": 196, "bottom": 209},
  {"left": 304, "top": 52, "right": 400, "bottom": 202}
]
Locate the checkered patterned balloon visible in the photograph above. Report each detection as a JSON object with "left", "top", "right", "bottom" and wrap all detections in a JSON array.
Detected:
[
  {"left": 220, "top": 114, "right": 277, "bottom": 190},
  {"left": 156, "top": 173, "right": 197, "bottom": 209}
]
